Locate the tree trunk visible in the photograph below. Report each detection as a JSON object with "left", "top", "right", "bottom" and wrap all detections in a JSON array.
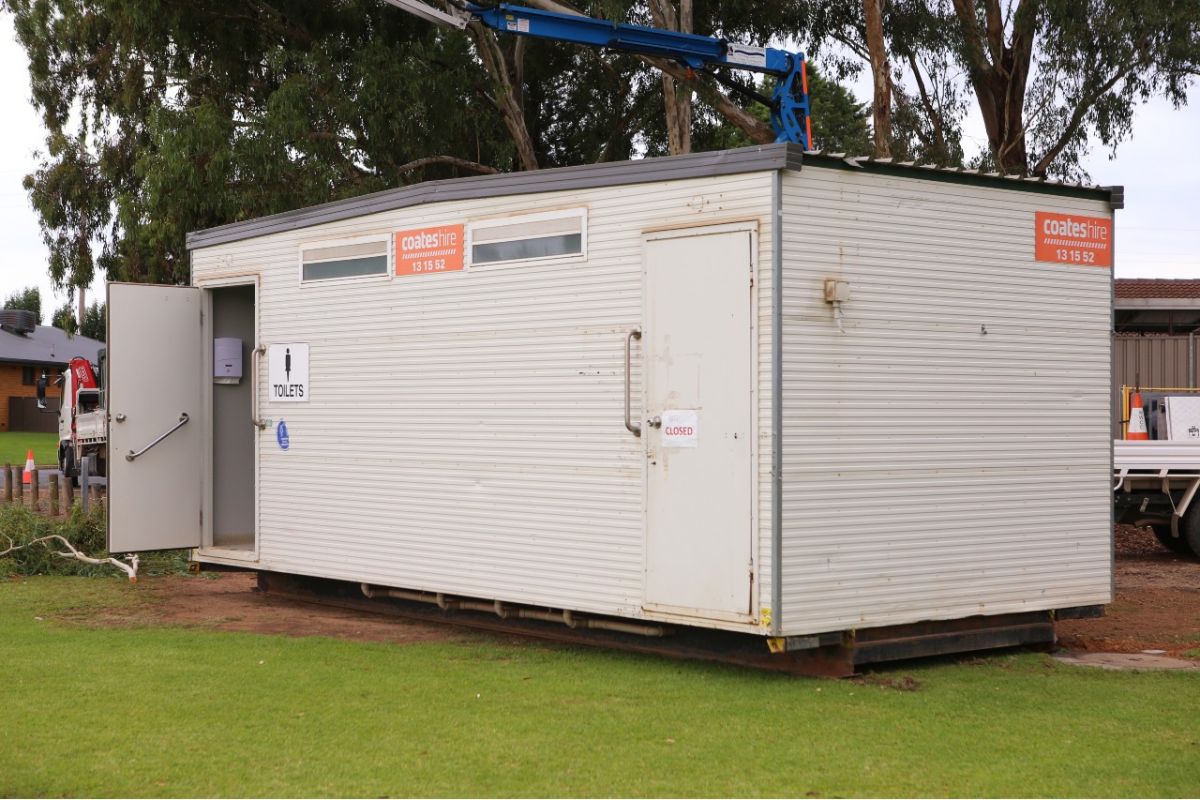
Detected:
[
  {"left": 649, "top": 0, "right": 693, "bottom": 155},
  {"left": 464, "top": 20, "right": 540, "bottom": 171},
  {"left": 862, "top": 0, "right": 892, "bottom": 158},
  {"left": 951, "top": 0, "right": 1038, "bottom": 174}
]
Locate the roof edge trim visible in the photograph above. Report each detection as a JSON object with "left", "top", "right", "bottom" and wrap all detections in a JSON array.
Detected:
[
  {"left": 188, "top": 143, "right": 1119, "bottom": 250},
  {"left": 187, "top": 144, "right": 795, "bottom": 250},
  {"left": 799, "top": 153, "right": 1119, "bottom": 206}
]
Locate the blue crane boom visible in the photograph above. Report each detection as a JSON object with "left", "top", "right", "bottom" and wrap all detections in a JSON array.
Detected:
[{"left": 385, "top": 0, "right": 813, "bottom": 148}]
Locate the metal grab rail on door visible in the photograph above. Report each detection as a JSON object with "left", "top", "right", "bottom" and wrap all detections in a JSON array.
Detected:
[
  {"left": 125, "top": 413, "right": 189, "bottom": 461},
  {"left": 625, "top": 328, "right": 641, "bottom": 437},
  {"left": 251, "top": 344, "right": 268, "bottom": 430}
]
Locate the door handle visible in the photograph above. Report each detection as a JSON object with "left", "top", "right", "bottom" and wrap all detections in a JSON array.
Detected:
[
  {"left": 625, "top": 329, "right": 642, "bottom": 437},
  {"left": 251, "top": 344, "right": 268, "bottom": 430},
  {"left": 114, "top": 413, "right": 127, "bottom": 423},
  {"left": 125, "top": 413, "right": 189, "bottom": 461}
]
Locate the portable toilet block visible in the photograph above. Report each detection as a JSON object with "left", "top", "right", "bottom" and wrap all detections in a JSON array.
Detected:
[{"left": 104, "top": 144, "right": 1119, "bottom": 669}]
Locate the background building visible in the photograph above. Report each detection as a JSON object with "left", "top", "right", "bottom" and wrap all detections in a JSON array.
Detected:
[
  {"left": 1113, "top": 279, "right": 1200, "bottom": 437},
  {"left": 0, "top": 310, "right": 103, "bottom": 432}
]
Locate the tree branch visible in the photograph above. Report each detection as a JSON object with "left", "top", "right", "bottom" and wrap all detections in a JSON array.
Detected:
[
  {"left": 1030, "top": 57, "right": 1141, "bottom": 176},
  {"left": 396, "top": 156, "right": 500, "bottom": 175},
  {"left": 905, "top": 55, "right": 946, "bottom": 152},
  {"left": 462, "top": 18, "right": 540, "bottom": 170},
  {"left": 1, "top": 534, "right": 139, "bottom": 582}
]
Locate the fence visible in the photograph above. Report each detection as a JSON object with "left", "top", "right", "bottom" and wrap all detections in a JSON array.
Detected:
[
  {"left": 0, "top": 460, "right": 105, "bottom": 517},
  {"left": 1113, "top": 334, "right": 1200, "bottom": 438},
  {"left": 7, "top": 396, "right": 61, "bottom": 433}
]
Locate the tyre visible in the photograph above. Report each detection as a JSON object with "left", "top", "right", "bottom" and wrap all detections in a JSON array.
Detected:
[
  {"left": 60, "top": 446, "right": 78, "bottom": 487},
  {"left": 1151, "top": 524, "right": 1194, "bottom": 557},
  {"left": 58, "top": 443, "right": 74, "bottom": 477},
  {"left": 1184, "top": 503, "right": 1200, "bottom": 558}
]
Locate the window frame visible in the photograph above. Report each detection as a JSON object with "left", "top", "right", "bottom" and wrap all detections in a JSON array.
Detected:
[
  {"left": 297, "top": 234, "right": 392, "bottom": 287},
  {"left": 466, "top": 208, "right": 588, "bottom": 269}
]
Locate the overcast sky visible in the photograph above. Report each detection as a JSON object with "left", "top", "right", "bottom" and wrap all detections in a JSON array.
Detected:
[{"left": 0, "top": 13, "right": 1196, "bottom": 316}]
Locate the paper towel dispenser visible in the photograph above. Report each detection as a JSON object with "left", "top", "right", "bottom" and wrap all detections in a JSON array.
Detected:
[{"left": 214, "top": 337, "right": 243, "bottom": 384}]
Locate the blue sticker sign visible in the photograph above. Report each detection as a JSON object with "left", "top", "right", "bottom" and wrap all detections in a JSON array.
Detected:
[{"left": 276, "top": 419, "right": 290, "bottom": 450}]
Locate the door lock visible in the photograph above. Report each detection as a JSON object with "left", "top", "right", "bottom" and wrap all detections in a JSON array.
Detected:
[
  {"left": 114, "top": 413, "right": 127, "bottom": 423},
  {"left": 648, "top": 415, "right": 662, "bottom": 429}
]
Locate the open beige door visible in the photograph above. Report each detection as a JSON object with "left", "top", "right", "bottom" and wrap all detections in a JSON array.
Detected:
[{"left": 107, "top": 283, "right": 203, "bottom": 553}]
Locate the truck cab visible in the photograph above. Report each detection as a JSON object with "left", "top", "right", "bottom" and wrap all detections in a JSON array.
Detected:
[{"left": 39, "top": 351, "right": 107, "bottom": 480}]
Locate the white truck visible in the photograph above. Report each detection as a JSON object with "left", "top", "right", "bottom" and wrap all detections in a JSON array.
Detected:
[
  {"left": 1113, "top": 393, "right": 1200, "bottom": 557},
  {"left": 37, "top": 354, "right": 107, "bottom": 480}
]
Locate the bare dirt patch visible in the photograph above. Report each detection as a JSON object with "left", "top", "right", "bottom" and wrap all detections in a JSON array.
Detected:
[
  {"left": 1057, "top": 525, "right": 1200, "bottom": 658},
  {"left": 52, "top": 525, "right": 1200, "bottom": 662},
  {"left": 64, "top": 571, "right": 468, "bottom": 646}
]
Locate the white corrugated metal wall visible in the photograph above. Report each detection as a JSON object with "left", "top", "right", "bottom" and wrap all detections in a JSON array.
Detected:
[
  {"left": 193, "top": 173, "right": 773, "bottom": 625},
  {"left": 775, "top": 167, "right": 1113, "bottom": 635}
]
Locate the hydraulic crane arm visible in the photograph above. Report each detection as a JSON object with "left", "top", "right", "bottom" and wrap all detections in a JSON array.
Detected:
[{"left": 383, "top": 0, "right": 812, "bottom": 147}]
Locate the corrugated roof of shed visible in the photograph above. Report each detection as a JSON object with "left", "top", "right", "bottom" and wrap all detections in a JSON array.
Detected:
[{"left": 187, "top": 143, "right": 1121, "bottom": 251}]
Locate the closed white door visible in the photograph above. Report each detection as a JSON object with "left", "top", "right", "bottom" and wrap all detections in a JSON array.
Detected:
[{"left": 643, "top": 227, "right": 754, "bottom": 617}]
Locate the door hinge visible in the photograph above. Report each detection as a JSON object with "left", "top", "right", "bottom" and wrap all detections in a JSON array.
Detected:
[{"left": 199, "top": 509, "right": 203, "bottom": 526}]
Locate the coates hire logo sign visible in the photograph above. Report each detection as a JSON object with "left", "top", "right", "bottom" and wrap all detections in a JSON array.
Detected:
[
  {"left": 1034, "top": 212, "right": 1112, "bottom": 267},
  {"left": 395, "top": 224, "right": 465, "bottom": 277}
]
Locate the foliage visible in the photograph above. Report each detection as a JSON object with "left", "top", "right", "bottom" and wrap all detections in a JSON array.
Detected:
[
  {"left": 715, "top": 64, "right": 871, "bottom": 155},
  {"left": 2, "top": 286, "right": 42, "bottom": 323},
  {"left": 11, "top": 0, "right": 1189, "bottom": 300},
  {"left": 2, "top": 581, "right": 1199, "bottom": 796},
  {"left": 80, "top": 301, "right": 105, "bottom": 341},
  {"left": 0, "top": 504, "right": 107, "bottom": 578},
  {"left": 51, "top": 300, "right": 75, "bottom": 334},
  {"left": 7, "top": 0, "right": 517, "bottom": 289},
  {"left": 0, "top": 504, "right": 188, "bottom": 578},
  {"left": 797, "top": 0, "right": 1200, "bottom": 178},
  {"left": 6, "top": 0, "right": 865, "bottom": 293}
]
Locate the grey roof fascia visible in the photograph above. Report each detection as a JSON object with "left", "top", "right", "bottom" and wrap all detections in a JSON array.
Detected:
[
  {"left": 800, "top": 151, "right": 1119, "bottom": 207},
  {"left": 187, "top": 144, "right": 799, "bottom": 250},
  {"left": 187, "top": 141, "right": 1118, "bottom": 251}
]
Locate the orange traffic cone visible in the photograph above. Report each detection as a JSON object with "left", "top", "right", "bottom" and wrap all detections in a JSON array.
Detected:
[
  {"left": 1127, "top": 391, "right": 1150, "bottom": 441},
  {"left": 21, "top": 448, "right": 34, "bottom": 484}
]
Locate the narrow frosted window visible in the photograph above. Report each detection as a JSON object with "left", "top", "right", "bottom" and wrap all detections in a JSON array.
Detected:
[
  {"left": 470, "top": 211, "right": 585, "bottom": 266},
  {"left": 301, "top": 239, "right": 388, "bottom": 281}
]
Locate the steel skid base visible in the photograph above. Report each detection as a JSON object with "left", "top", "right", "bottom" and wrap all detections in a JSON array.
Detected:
[{"left": 248, "top": 570, "right": 1098, "bottom": 678}]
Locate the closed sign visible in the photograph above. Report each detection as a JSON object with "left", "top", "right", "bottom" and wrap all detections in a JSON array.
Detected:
[{"left": 661, "top": 409, "right": 698, "bottom": 448}]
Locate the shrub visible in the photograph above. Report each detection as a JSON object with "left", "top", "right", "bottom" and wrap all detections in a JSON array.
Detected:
[{"left": 0, "top": 505, "right": 189, "bottom": 578}]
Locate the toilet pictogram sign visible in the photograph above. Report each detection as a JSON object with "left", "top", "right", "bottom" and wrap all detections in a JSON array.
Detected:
[{"left": 268, "top": 343, "right": 309, "bottom": 402}]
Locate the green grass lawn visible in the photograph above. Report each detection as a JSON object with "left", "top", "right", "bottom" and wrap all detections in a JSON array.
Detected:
[
  {"left": 0, "top": 431, "right": 59, "bottom": 467},
  {"left": 2, "top": 577, "right": 1199, "bottom": 798}
]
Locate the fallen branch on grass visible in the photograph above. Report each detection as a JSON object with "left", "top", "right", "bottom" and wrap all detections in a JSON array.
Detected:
[{"left": 0, "top": 534, "right": 139, "bottom": 582}]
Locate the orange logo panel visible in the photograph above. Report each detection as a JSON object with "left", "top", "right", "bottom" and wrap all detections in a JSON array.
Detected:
[
  {"left": 395, "top": 224, "right": 465, "bottom": 276},
  {"left": 1035, "top": 212, "right": 1111, "bottom": 267}
]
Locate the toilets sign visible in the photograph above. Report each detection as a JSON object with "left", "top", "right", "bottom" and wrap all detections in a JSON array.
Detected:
[{"left": 268, "top": 343, "right": 309, "bottom": 402}]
